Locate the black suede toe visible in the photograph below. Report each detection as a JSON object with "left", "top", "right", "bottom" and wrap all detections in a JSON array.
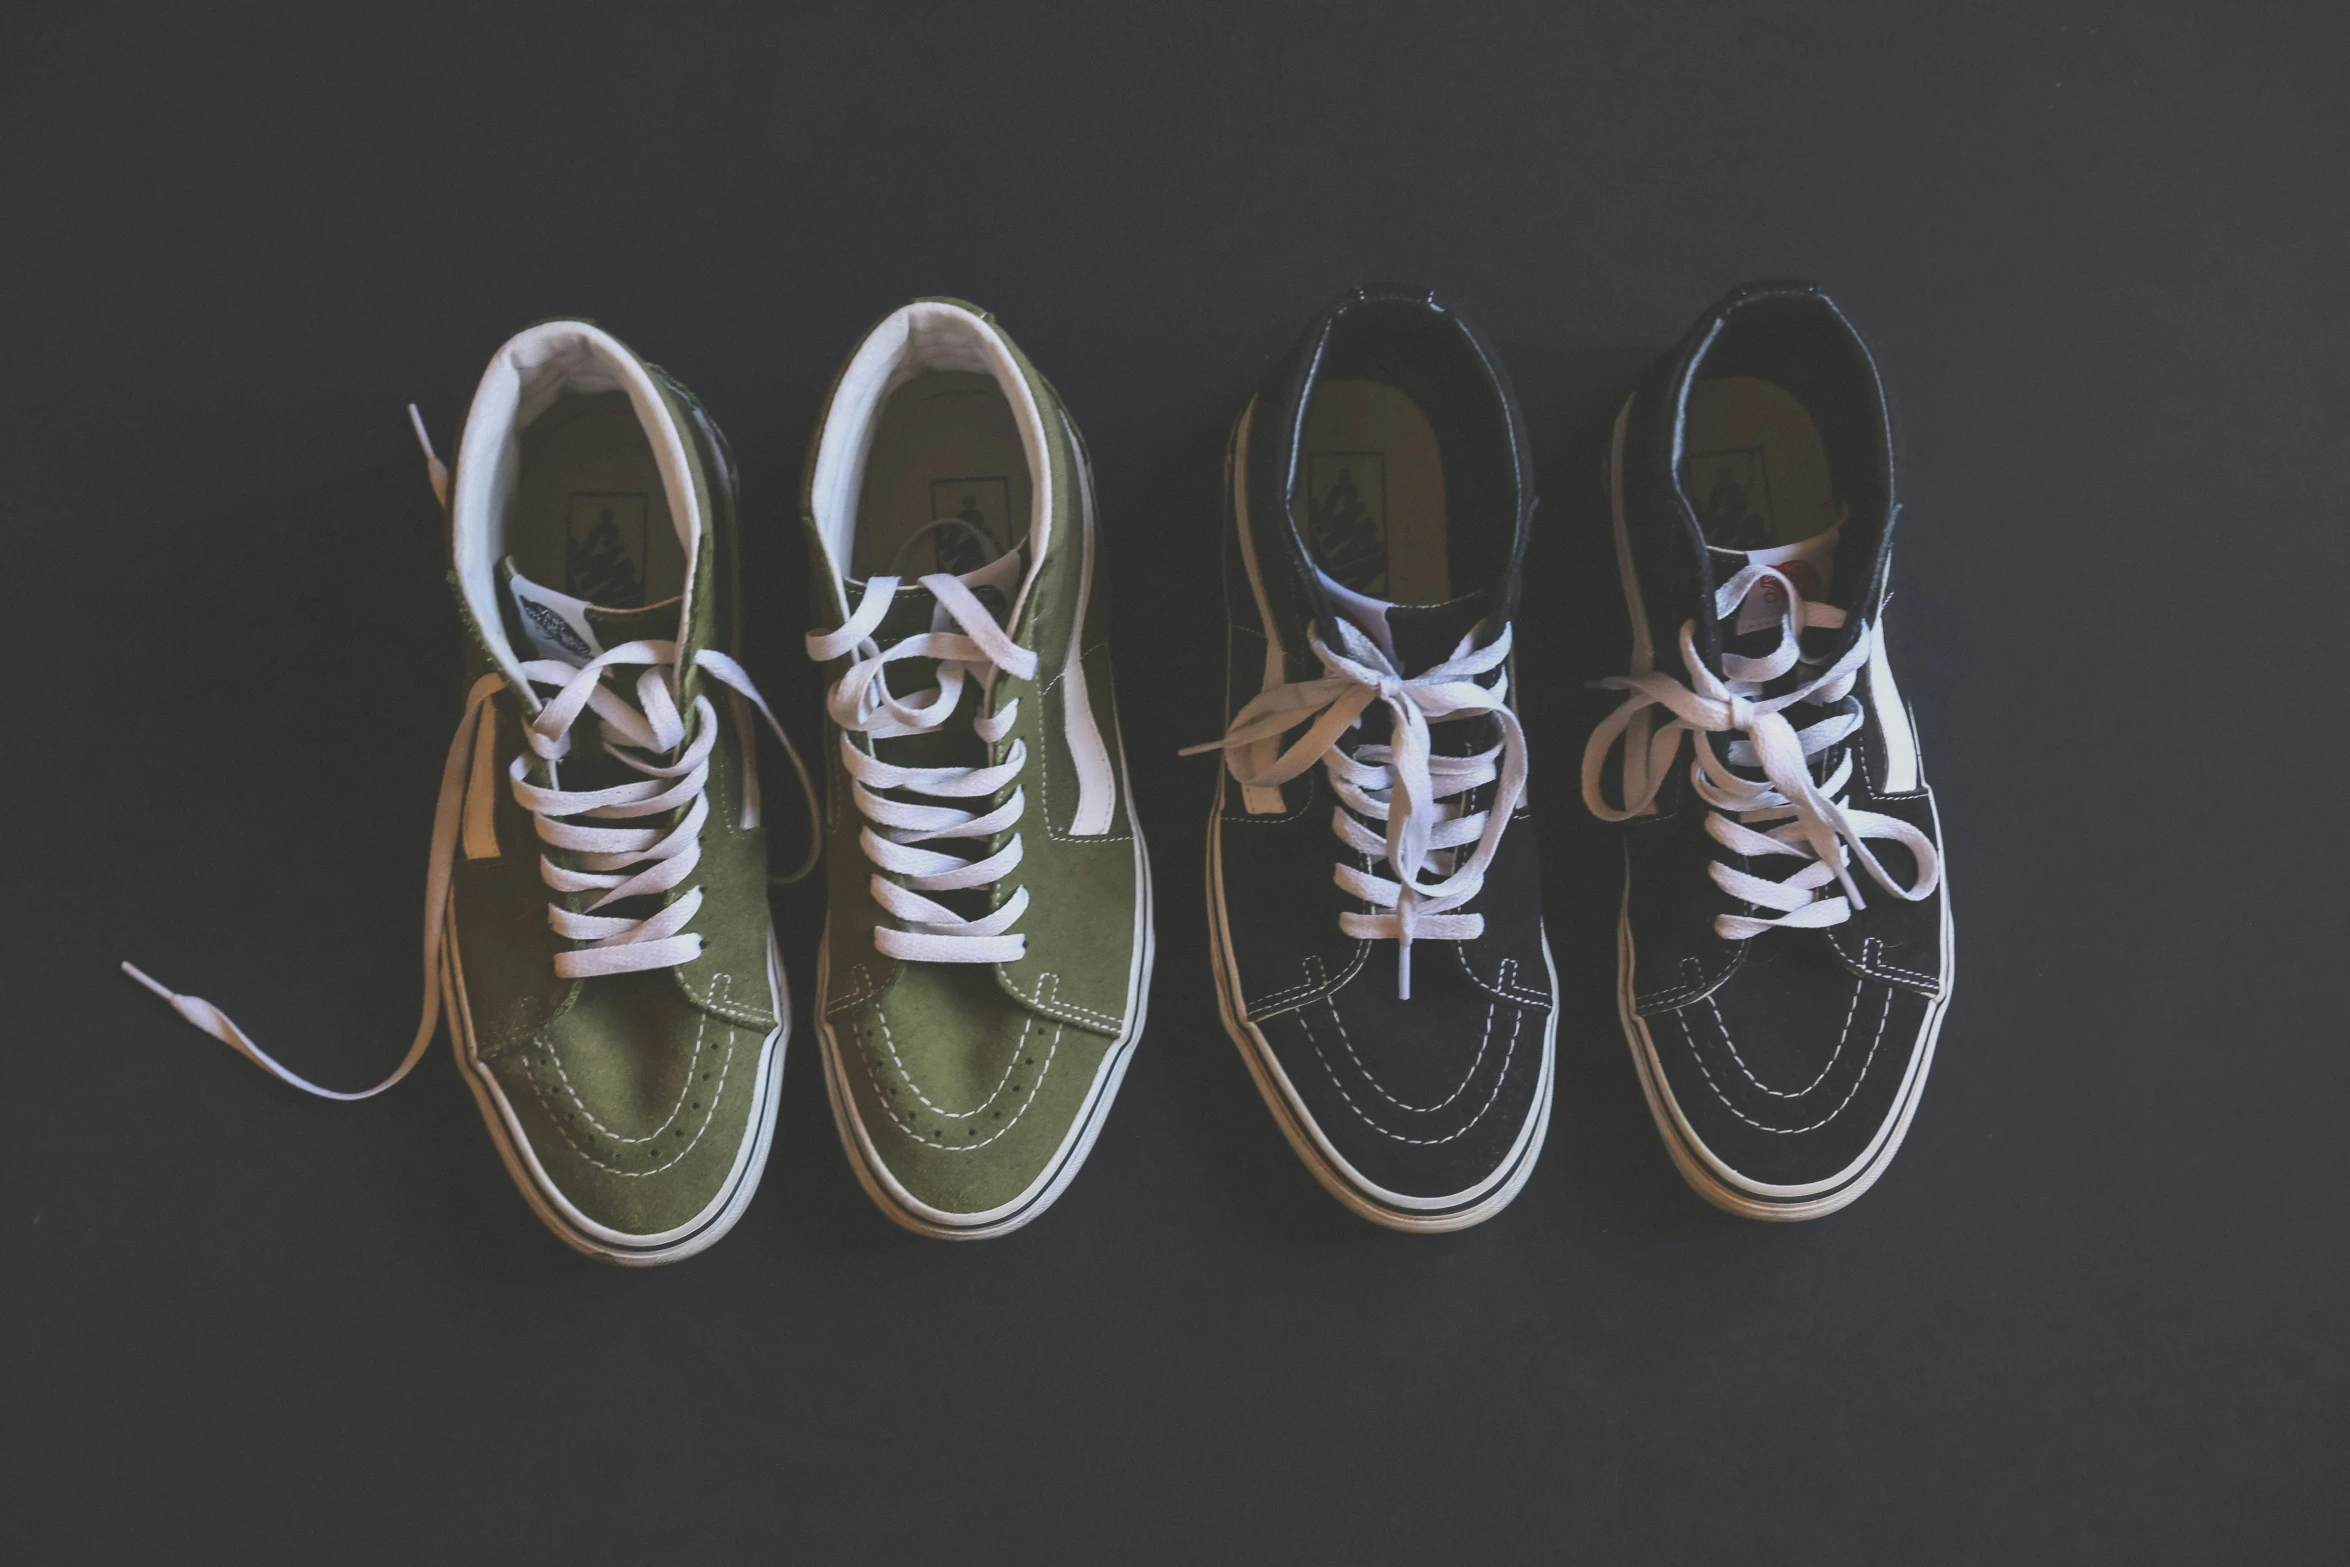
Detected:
[{"left": 1259, "top": 952, "right": 1550, "bottom": 1205}]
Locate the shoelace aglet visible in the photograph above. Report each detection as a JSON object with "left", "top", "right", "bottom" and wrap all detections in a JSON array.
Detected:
[
  {"left": 122, "top": 960, "right": 218, "bottom": 1034},
  {"left": 121, "top": 961, "right": 225, "bottom": 1043},
  {"left": 1396, "top": 941, "right": 1413, "bottom": 1001},
  {"left": 406, "top": 404, "right": 449, "bottom": 506},
  {"left": 120, "top": 960, "right": 178, "bottom": 1004}
]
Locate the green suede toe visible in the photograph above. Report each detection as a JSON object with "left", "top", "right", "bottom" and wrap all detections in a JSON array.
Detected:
[
  {"left": 827, "top": 961, "right": 1114, "bottom": 1220},
  {"left": 433, "top": 322, "right": 801, "bottom": 1262},
  {"left": 480, "top": 969, "right": 773, "bottom": 1240}
]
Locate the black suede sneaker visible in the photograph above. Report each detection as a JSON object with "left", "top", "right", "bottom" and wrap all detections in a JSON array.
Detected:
[
  {"left": 1582, "top": 280, "right": 1952, "bottom": 1221},
  {"left": 1191, "top": 285, "right": 1558, "bottom": 1232}
]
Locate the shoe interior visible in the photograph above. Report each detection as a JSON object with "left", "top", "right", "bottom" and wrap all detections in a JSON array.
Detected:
[
  {"left": 1291, "top": 304, "right": 1512, "bottom": 609},
  {"left": 507, "top": 389, "right": 687, "bottom": 610},
  {"left": 1297, "top": 380, "right": 1453, "bottom": 605},
  {"left": 1681, "top": 375, "right": 1840, "bottom": 553},
  {"left": 1674, "top": 296, "right": 1889, "bottom": 561},
  {"left": 850, "top": 370, "right": 1033, "bottom": 580}
]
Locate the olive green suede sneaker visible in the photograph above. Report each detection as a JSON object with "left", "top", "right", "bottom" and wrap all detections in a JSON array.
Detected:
[
  {"left": 123, "top": 321, "right": 817, "bottom": 1266},
  {"left": 801, "top": 299, "right": 1154, "bottom": 1239}
]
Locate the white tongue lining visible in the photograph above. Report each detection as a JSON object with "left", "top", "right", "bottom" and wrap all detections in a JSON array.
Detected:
[
  {"left": 451, "top": 321, "right": 700, "bottom": 688},
  {"left": 1315, "top": 566, "right": 1400, "bottom": 663},
  {"left": 807, "top": 302, "right": 1052, "bottom": 622},
  {"left": 506, "top": 566, "right": 605, "bottom": 666}
]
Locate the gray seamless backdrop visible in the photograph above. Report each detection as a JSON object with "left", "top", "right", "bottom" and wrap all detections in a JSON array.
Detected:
[{"left": 4, "top": 2, "right": 2343, "bottom": 1561}]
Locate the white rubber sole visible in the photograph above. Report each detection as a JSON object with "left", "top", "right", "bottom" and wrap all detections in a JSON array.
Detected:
[{"left": 443, "top": 916, "right": 788, "bottom": 1267}]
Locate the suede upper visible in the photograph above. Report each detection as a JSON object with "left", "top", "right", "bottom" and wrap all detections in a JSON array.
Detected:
[
  {"left": 443, "top": 331, "right": 785, "bottom": 1244},
  {"left": 1211, "top": 285, "right": 1555, "bottom": 1217},
  {"left": 803, "top": 300, "right": 1147, "bottom": 1227},
  {"left": 1605, "top": 280, "right": 1951, "bottom": 1206}
]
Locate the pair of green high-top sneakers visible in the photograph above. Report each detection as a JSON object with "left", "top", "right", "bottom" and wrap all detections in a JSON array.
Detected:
[{"left": 125, "top": 301, "right": 1154, "bottom": 1261}]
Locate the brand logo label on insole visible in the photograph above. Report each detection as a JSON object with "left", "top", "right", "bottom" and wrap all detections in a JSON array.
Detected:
[
  {"left": 1305, "top": 452, "right": 1388, "bottom": 595},
  {"left": 566, "top": 492, "right": 648, "bottom": 608},
  {"left": 1686, "top": 447, "right": 1777, "bottom": 552},
  {"left": 925, "top": 478, "right": 1012, "bottom": 574}
]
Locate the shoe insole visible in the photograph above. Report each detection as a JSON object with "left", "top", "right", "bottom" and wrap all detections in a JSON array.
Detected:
[
  {"left": 510, "top": 391, "right": 685, "bottom": 610},
  {"left": 1682, "top": 376, "right": 1840, "bottom": 552},
  {"left": 851, "top": 371, "right": 1033, "bottom": 580},
  {"left": 1296, "top": 378, "right": 1450, "bottom": 605}
]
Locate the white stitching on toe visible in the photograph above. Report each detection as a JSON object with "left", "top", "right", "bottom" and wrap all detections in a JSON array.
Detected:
[
  {"left": 1636, "top": 955, "right": 1715, "bottom": 1012},
  {"left": 1249, "top": 955, "right": 1335, "bottom": 1014},
  {"left": 1454, "top": 955, "right": 1554, "bottom": 1010},
  {"left": 824, "top": 961, "right": 884, "bottom": 1016},
  {"left": 854, "top": 977, "right": 1066, "bottom": 1152},
  {"left": 524, "top": 976, "right": 741, "bottom": 1176},
  {"left": 1297, "top": 1000, "right": 1523, "bottom": 1146},
  {"left": 1007, "top": 969, "right": 1126, "bottom": 1030},
  {"left": 1676, "top": 983, "right": 1892, "bottom": 1135},
  {"left": 1705, "top": 978, "right": 1861, "bottom": 1099},
  {"left": 1861, "top": 936, "right": 1941, "bottom": 988},
  {"left": 868, "top": 1007, "right": 1032, "bottom": 1119},
  {"left": 1327, "top": 997, "right": 1496, "bottom": 1113}
]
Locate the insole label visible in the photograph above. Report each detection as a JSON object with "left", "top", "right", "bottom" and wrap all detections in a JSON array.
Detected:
[
  {"left": 566, "top": 492, "right": 649, "bottom": 608},
  {"left": 922, "top": 476, "right": 1012, "bottom": 572},
  {"left": 1297, "top": 380, "right": 1452, "bottom": 605},
  {"left": 1305, "top": 451, "right": 1390, "bottom": 595},
  {"left": 1682, "top": 377, "right": 1840, "bottom": 553},
  {"left": 1687, "top": 446, "right": 1779, "bottom": 552}
]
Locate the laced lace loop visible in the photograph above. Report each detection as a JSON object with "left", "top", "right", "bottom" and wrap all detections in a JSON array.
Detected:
[
  {"left": 810, "top": 573, "right": 1039, "bottom": 964},
  {"left": 1186, "top": 618, "right": 1527, "bottom": 998},
  {"left": 514, "top": 641, "right": 819, "bottom": 978},
  {"left": 1581, "top": 562, "right": 1939, "bottom": 940}
]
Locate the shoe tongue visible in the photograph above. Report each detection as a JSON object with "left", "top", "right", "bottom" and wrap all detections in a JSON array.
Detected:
[
  {"left": 1716, "top": 526, "right": 1840, "bottom": 638},
  {"left": 1386, "top": 593, "right": 1490, "bottom": 674},
  {"left": 1315, "top": 566, "right": 1490, "bottom": 675},
  {"left": 500, "top": 557, "right": 681, "bottom": 669},
  {"left": 849, "top": 534, "right": 1029, "bottom": 643}
]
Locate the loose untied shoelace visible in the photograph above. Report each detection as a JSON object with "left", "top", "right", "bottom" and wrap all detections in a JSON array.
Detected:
[
  {"left": 123, "top": 415, "right": 820, "bottom": 1099},
  {"left": 1579, "top": 561, "right": 1938, "bottom": 938},
  {"left": 1186, "top": 618, "right": 1527, "bottom": 999}
]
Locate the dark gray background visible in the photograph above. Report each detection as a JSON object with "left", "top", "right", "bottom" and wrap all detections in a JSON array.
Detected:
[{"left": 5, "top": 2, "right": 2344, "bottom": 1561}]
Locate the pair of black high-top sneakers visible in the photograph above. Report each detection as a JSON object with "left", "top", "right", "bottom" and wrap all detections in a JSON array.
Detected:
[{"left": 1194, "top": 281, "right": 1949, "bottom": 1229}]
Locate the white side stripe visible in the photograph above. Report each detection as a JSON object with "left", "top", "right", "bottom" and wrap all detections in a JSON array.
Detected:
[
  {"left": 1059, "top": 414, "right": 1117, "bottom": 835},
  {"left": 1867, "top": 620, "right": 1919, "bottom": 792}
]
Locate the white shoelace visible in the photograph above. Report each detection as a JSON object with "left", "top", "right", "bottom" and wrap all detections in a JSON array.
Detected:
[
  {"left": 1187, "top": 618, "right": 1527, "bottom": 998},
  {"left": 123, "top": 640, "right": 819, "bottom": 1100},
  {"left": 1580, "top": 562, "right": 1938, "bottom": 938},
  {"left": 808, "top": 572, "right": 1040, "bottom": 964}
]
